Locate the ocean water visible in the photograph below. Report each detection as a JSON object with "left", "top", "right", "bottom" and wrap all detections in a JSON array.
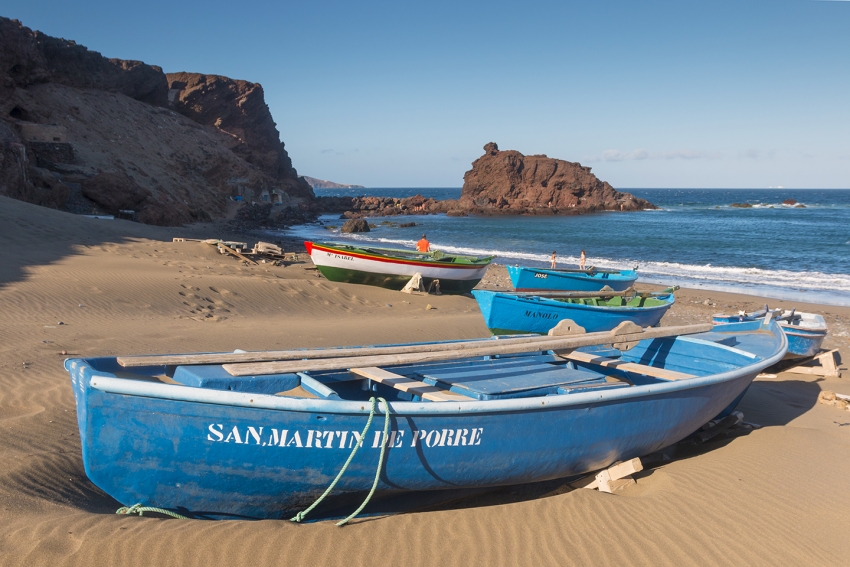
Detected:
[{"left": 292, "top": 188, "right": 850, "bottom": 306}]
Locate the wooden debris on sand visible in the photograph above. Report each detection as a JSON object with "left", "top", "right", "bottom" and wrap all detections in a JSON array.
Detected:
[
  {"left": 172, "top": 238, "right": 298, "bottom": 265},
  {"left": 782, "top": 349, "right": 842, "bottom": 378},
  {"left": 570, "top": 458, "right": 643, "bottom": 493}
]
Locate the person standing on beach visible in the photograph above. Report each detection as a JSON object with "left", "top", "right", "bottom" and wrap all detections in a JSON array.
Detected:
[
  {"left": 579, "top": 250, "right": 586, "bottom": 270},
  {"left": 550, "top": 251, "right": 557, "bottom": 269},
  {"left": 416, "top": 234, "right": 431, "bottom": 252}
]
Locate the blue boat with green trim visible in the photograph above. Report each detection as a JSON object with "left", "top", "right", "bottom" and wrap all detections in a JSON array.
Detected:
[
  {"left": 65, "top": 318, "right": 786, "bottom": 521},
  {"left": 507, "top": 264, "right": 638, "bottom": 292},
  {"left": 472, "top": 288, "right": 676, "bottom": 335}
]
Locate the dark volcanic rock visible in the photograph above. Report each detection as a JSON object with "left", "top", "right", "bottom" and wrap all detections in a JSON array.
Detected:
[
  {"left": 730, "top": 202, "right": 753, "bottom": 208},
  {"left": 166, "top": 72, "right": 314, "bottom": 200},
  {"left": 341, "top": 218, "right": 370, "bottom": 233},
  {"left": 0, "top": 17, "right": 168, "bottom": 106},
  {"left": 458, "top": 143, "right": 654, "bottom": 215},
  {"left": 81, "top": 171, "right": 151, "bottom": 212},
  {"left": 782, "top": 198, "right": 797, "bottom": 205},
  {"left": 0, "top": 17, "right": 320, "bottom": 227}
]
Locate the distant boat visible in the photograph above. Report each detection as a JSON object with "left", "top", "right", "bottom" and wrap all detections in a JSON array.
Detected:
[
  {"left": 507, "top": 265, "right": 638, "bottom": 292},
  {"left": 305, "top": 241, "right": 492, "bottom": 294},
  {"left": 472, "top": 288, "right": 676, "bottom": 335},
  {"left": 65, "top": 318, "right": 786, "bottom": 520},
  {"left": 713, "top": 306, "right": 827, "bottom": 358}
]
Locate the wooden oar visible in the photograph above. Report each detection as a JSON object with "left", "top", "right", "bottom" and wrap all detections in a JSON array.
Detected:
[
  {"left": 118, "top": 331, "right": 622, "bottom": 368},
  {"left": 222, "top": 323, "right": 714, "bottom": 376}
]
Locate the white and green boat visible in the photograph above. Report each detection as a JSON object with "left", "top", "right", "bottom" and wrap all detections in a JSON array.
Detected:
[{"left": 304, "top": 241, "right": 493, "bottom": 293}]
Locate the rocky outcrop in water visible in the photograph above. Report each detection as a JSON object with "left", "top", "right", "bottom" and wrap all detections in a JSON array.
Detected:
[
  {"left": 0, "top": 17, "right": 314, "bottom": 226},
  {"left": 324, "top": 144, "right": 655, "bottom": 219},
  {"left": 457, "top": 143, "right": 654, "bottom": 215}
]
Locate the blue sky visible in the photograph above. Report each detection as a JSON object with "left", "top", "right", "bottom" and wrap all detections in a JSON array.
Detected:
[{"left": 5, "top": 0, "right": 849, "bottom": 188}]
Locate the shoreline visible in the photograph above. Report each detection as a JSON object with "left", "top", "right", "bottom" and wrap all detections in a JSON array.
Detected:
[{"left": 2, "top": 195, "right": 849, "bottom": 566}]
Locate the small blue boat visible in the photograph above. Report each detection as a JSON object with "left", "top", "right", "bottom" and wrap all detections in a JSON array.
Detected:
[
  {"left": 713, "top": 307, "right": 827, "bottom": 359},
  {"left": 472, "top": 288, "right": 676, "bottom": 335},
  {"left": 65, "top": 319, "right": 786, "bottom": 520},
  {"left": 507, "top": 265, "right": 638, "bottom": 292}
]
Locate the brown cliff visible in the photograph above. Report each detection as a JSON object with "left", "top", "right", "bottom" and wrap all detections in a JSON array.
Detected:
[
  {"left": 458, "top": 143, "right": 654, "bottom": 214},
  {"left": 166, "top": 72, "right": 313, "bottom": 200},
  {"left": 0, "top": 17, "right": 314, "bottom": 225}
]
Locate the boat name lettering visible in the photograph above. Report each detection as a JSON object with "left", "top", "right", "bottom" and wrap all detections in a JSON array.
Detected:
[
  {"left": 330, "top": 253, "right": 354, "bottom": 261},
  {"left": 533, "top": 273, "right": 548, "bottom": 279},
  {"left": 206, "top": 424, "right": 483, "bottom": 449},
  {"left": 524, "top": 310, "right": 559, "bottom": 320}
]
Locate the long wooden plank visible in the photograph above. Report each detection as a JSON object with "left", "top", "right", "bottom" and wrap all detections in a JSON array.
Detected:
[
  {"left": 562, "top": 351, "right": 696, "bottom": 381},
  {"left": 349, "top": 367, "right": 472, "bottom": 402},
  {"left": 117, "top": 322, "right": 710, "bottom": 368},
  {"left": 223, "top": 324, "right": 714, "bottom": 377},
  {"left": 219, "top": 243, "right": 258, "bottom": 265},
  {"left": 118, "top": 335, "right": 597, "bottom": 368}
]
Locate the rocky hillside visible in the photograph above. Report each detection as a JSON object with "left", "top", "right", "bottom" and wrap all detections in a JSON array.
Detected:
[{"left": 0, "top": 17, "right": 313, "bottom": 225}]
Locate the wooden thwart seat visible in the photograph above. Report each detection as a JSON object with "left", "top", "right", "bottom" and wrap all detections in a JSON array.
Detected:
[
  {"left": 561, "top": 351, "right": 696, "bottom": 381},
  {"left": 349, "top": 367, "right": 473, "bottom": 402}
]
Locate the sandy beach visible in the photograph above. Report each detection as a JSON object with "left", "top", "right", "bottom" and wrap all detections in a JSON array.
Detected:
[{"left": 2, "top": 194, "right": 849, "bottom": 566}]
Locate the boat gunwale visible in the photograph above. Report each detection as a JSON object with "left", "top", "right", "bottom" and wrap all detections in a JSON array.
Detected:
[{"left": 67, "top": 323, "right": 787, "bottom": 417}]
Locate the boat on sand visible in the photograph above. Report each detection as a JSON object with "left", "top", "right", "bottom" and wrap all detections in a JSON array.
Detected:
[
  {"left": 472, "top": 287, "right": 676, "bottom": 335},
  {"left": 65, "top": 318, "right": 786, "bottom": 520},
  {"left": 713, "top": 306, "right": 827, "bottom": 358},
  {"left": 305, "top": 241, "right": 492, "bottom": 293},
  {"left": 507, "top": 265, "right": 638, "bottom": 292}
]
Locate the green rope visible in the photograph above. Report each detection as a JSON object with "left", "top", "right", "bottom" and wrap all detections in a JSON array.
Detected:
[
  {"left": 336, "top": 396, "right": 390, "bottom": 527},
  {"left": 289, "top": 396, "right": 390, "bottom": 526},
  {"left": 116, "top": 503, "right": 189, "bottom": 520}
]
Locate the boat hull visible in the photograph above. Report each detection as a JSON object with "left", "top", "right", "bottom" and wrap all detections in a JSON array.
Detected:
[
  {"left": 472, "top": 290, "right": 674, "bottom": 335},
  {"left": 507, "top": 265, "right": 637, "bottom": 292},
  {"left": 306, "top": 241, "right": 490, "bottom": 294},
  {"left": 66, "top": 321, "right": 786, "bottom": 519}
]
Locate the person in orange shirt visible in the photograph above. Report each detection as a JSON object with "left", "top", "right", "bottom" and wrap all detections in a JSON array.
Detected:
[{"left": 416, "top": 234, "right": 431, "bottom": 252}]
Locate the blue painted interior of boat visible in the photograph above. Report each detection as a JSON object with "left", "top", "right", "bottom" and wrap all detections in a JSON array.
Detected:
[{"left": 172, "top": 364, "right": 300, "bottom": 394}]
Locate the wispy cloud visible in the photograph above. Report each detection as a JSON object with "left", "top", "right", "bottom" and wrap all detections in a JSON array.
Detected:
[{"left": 584, "top": 149, "right": 722, "bottom": 162}]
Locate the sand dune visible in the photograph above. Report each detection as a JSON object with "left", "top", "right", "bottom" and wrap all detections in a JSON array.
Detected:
[{"left": 1, "top": 195, "right": 849, "bottom": 566}]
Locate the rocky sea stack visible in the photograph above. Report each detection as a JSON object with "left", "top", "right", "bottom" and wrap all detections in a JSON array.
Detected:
[{"left": 458, "top": 143, "right": 654, "bottom": 215}]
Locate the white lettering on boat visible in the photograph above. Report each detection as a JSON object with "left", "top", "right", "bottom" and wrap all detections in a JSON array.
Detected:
[
  {"left": 206, "top": 425, "right": 483, "bottom": 449},
  {"left": 534, "top": 273, "right": 548, "bottom": 279}
]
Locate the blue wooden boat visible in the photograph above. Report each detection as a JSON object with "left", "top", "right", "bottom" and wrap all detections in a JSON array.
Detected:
[
  {"left": 507, "top": 265, "right": 638, "bottom": 292},
  {"left": 65, "top": 319, "right": 786, "bottom": 520},
  {"left": 713, "top": 307, "right": 827, "bottom": 359},
  {"left": 472, "top": 288, "right": 676, "bottom": 335}
]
